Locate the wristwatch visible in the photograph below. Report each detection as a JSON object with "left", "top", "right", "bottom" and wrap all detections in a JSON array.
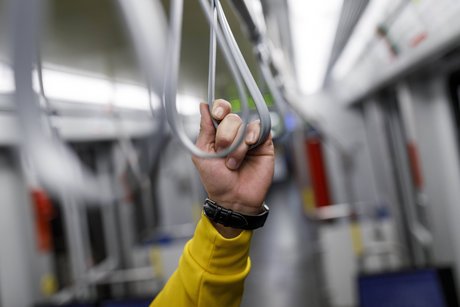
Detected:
[{"left": 203, "top": 198, "right": 269, "bottom": 230}]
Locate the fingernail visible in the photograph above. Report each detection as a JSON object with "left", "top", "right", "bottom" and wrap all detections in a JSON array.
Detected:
[
  {"left": 226, "top": 158, "right": 238, "bottom": 170},
  {"left": 213, "top": 107, "right": 224, "bottom": 119},
  {"left": 246, "top": 132, "right": 256, "bottom": 143}
]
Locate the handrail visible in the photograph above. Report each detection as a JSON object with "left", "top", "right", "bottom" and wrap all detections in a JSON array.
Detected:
[
  {"left": 214, "top": 0, "right": 271, "bottom": 149},
  {"left": 10, "top": 0, "right": 168, "bottom": 201},
  {"left": 164, "top": 0, "right": 250, "bottom": 159},
  {"left": 10, "top": 0, "right": 111, "bottom": 201},
  {"left": 227, "top": 0, "right": 289, "bottom": 138},
  {"left": 207, "top": 0, "right": 219, "bottom": 128}
]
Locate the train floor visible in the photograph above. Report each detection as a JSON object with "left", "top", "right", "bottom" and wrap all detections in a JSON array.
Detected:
[{"left": 241, "top": 179, "right": 326, "bottom": 307}]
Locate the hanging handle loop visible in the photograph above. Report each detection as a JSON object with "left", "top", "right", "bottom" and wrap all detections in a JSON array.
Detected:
[
  {"left": 164, "top": 0, "right": 251, "bottom": 159},
  {"left": 213, "top": 0, "right": 271, "bottom": 149}
]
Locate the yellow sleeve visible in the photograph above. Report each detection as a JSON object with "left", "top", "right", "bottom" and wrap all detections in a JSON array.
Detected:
[{"left": 150, "top": 214, "right": 253, "bottom": 307}]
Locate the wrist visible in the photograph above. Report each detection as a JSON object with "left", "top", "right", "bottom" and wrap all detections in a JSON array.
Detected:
[
  {"left": 203, "top": 198, "right": 270, "bottom": 232},
  {"left": 208, "top": 197, "right": 264, "bottom": 216},
  {"left": 206, "top": 200, "right": 255, "bottom": 238},
  {"left": 207, "top": 198, "right": 263, "bottom": 239}
]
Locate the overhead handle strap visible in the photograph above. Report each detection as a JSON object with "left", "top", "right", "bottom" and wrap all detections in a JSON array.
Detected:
[{"left": 164, "top": 0, "right": 251, "bottom": 159}]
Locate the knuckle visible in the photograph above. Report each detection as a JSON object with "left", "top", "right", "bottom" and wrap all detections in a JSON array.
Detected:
[
  {"left": 214, "top": 99, "right": 232, "bottom": 109},
  {"left": 228, "top": 145, "right": 248, "bottom": 165},
  {"left": 225, "top": 113, "right": 242, "bottom": 123},
  {"left": 248, "top": 121, "right": 260, "bottom": 131},
  {"left": 218, "top": 134, "right": 233, "bottom": 146},
  {"left": 251, "top": 119, "right": 261, "bottom": 126}
]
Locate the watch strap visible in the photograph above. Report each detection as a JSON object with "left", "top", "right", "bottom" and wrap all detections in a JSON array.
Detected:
[{"left": 203, "top": 198, "right": 269, "bottom": 230}]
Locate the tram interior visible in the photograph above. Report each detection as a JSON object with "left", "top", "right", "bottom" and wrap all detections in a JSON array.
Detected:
[{"left": 2, "top": 0, "right": 460, "bottom": 306}]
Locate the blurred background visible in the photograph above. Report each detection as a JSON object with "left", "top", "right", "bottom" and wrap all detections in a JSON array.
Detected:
[{"left": 2, "top": 0, "right": 460, "bottom": 306}]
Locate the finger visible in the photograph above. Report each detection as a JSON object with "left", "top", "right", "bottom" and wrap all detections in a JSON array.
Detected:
[
  {"left": 195, "top": 103, "right": 216, "bottom": 151},
  {"left": 226, "top": 125, "right": 250, "bottom": 170},
  {"left": 249, "top": 131, "right": 274, "bottom": 157},
  {"left": 226, "top": 120, "right": 261, "bottom": 170},
  {"left": 245, "top": 120, "right": 261, "bottom": 146},
  {"left": 211, "top": 99, "right": 232, "bottom": 121},
  {"left": 215, "top": 113, "right": 243, "bottom": 152}
]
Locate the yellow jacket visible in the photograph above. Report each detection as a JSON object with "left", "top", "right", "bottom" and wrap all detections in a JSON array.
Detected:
[{"left": 150, "top": 215, "right": 253, "bottom": 307}]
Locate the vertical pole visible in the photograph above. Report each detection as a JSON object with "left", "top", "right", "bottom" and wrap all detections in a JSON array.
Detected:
[
  {"left": 60, "top": 193, "right": 91, "bottom": 299},
  {"left": 0, "top": 151, "right": 36, "bottom": 306}
]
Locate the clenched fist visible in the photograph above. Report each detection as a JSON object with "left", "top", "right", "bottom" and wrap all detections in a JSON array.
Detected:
[{"left": 192, "top": 99, "right": 275, "bottom": 237}]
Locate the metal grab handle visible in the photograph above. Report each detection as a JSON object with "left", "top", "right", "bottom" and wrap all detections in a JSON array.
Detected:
[
  {"left": 213, "top": 0, "right": 271, "bottom": 149},
  {"left": 10, "top": 0, "right": 168, "bottom": 201},
  {"left": 165, "top": 0, "right": 251, "bottom": 159},
  {"left": 10, "top": 0, "right": 113, "bottom": 201},
  {"left": 165, "top": 0, "right": 272, "bottom": 159},
  {"left": 207, "top": 0, "right": 218, "bottom": 128},
  {"left": 225, "top": 0, "right": 288, "bottom": 138}
]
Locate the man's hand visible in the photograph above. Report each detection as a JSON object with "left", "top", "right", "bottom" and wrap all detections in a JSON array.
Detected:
[{"left": 192, "top": 100, "right": 275, "bottom": 236}]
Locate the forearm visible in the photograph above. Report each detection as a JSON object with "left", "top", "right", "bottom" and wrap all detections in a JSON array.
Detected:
[
  {"left": 151, "top": 100, "right": 273, "bottom": 307},
  {"left": 150, "top": 215, "right": 252, "bottom": 307}
]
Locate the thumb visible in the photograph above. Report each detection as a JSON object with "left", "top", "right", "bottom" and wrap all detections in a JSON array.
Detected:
[{"left": 196, "top": 103, "right": 216, "bottom": 151}]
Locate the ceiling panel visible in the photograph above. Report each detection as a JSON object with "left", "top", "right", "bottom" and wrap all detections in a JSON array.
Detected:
[{"left": 45, "top": 0, "right": 258, "bottom": 100}]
